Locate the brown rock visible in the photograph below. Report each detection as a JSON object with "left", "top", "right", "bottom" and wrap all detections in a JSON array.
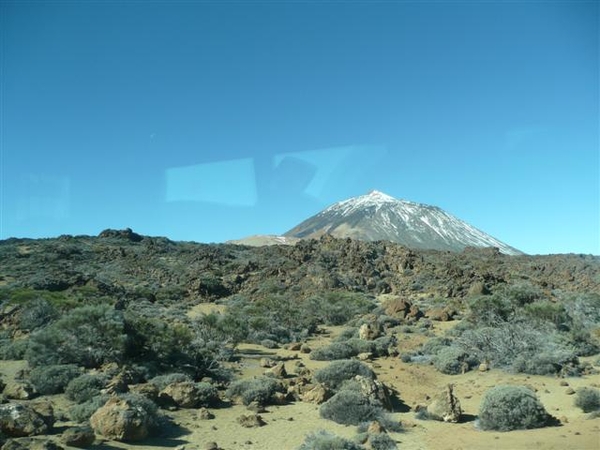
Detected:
[
  {"left": 259, "top": 358, "right": 277, "bottom": 368},
  {"left": 159, "top": 381, "right": 206, "bottom": 408},
  {"left": 299, "top": 384, "right": 330, "bottom": 404},
  {"left": 384, "top": 298, "right": 412, "bottom": 318},
  {"left": 265, "top": 362, "right": 287, "bottom": 378},
  {"left": 237, "top": 414, "right": 265, "bottom": 428},
  {"left": 426, "top": 385, "right": 462, "bottom": 423},
  {"left": 89, "top": 397, "right": 154, "bottom": 442},
  {"left": 288, "top": 342, "right": 302, "bottom": 351},
  {"left": 198, "top": 408, "right": 214, "bottom": 420}
]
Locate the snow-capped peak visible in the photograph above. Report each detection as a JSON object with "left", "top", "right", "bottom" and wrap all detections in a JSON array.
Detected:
[{"left": 285, "top": 190, "right": 523, "bottom": 255}]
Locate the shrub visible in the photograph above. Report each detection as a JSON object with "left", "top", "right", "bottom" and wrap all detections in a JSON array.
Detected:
[
  {"left": 119, "top": 393, "right": 160, "bottom": 429},
  {"left": 26, "top": 304, "right": 128, "bottom": 368},
  {"left": 311, "top": 342, "right": 357, "bottom": 361},
  {"left": 434, "top": 346, "right": 477, "bottom": 375},
  {"left": 574, "top": 387, "right": 600, "bottom": 413},
  {"left": 314, "top": 360, "right": 374, "bottom": 391},
  {"left": 512, "top": 350, "right": 578, "bottom": 376},
  {"left": 297, "top": 430, "right": 362, "bottom": 450},
  {"left": 149, "top": 373, "right": 192, "bottom": 391},
  {"left": 0, "top": 338, "right": 29, "bottom": 360},
  {"left": 29, "top": 364, "right": 81, "bottom": 395},
  {"left": 65, "top": 374, "right": 107, "bottom": 403},
  {"left": 226, "top": 377, "right": 281, "bottom": 406},
  {"left": 478, "top": 385, "right": 551, "bottom": 431},
  {"left": 320, "top": 389, "right": 382, "bottom": 425},
  {"left": 17, "top": 298, "right": 58, "bottom": 331},
  {"left": 69, "top": 395, "right": 109, "bottom": 423},
  {"left": 194, "top": 382, "right": 219, "bottom": 407},
  {"left": 366, "top": 433, "right": 398, "bottom": 450},
  {"left": 420, "top": 336, "right": 452, "bottom": 355}
]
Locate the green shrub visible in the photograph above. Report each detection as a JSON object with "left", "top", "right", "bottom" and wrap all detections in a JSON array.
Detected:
[
  {"left": 194, "top": 382, "right": 219, "bottom": 407},
  {"left": 314, "top": 360, "right": 374, "bottom": 391},
  {"left": 29, "top": 364, "right": 81, "bottom": 395},
  {"left": 0, "top": 338, "right": 29, "bottom": 360},
  {"left": 297, "top": 430, "right": 362, "bottom": 450},
  {"left": 512, "top": 350, "right": 578, "bottom": 375},
  {"left": 310, "top": 342, "right": 357, "bottom": 361},
  {"left": 366, "top": 433, "right": 398, "bottom": 450},
  {"left": 226, "top": 377, "right": 281, "bottom": 406},
  {"left": 149, "top": 373, "right": 191, "bottom": 391},
  {"left": 320, "top": 389, "right": 382, "bottom": 425},
  {"left": 478, "top": 385, "right": 551, "bottom": 431},
  {"left": 574, "top": 387, "right": 600, "bottom": 413},
  {"left": 17, "top": 298, "right": 59, "bottom": 331},
  {"left": 65, "top": 374, "right": 107, "bottom": 403},
  {"left": 26, "top": 304, "right": 128, "bottom": 368},
  {"left": 68, "top": 395, "right": 109, "bottom": 423},
  {"left": 434, "top": 346, "right": 477, "bottom": 375},
  {"left": 420, "top": 336, "right": 452, "bottom": 355}
]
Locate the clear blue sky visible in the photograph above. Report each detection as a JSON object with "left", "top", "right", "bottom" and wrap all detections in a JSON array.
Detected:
[{"left": 1, "top": 0, "right": 598, "bottom": 255}]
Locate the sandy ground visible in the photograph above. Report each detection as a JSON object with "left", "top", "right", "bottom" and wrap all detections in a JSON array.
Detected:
[{"left": 1, "top": 319, "right": 599, "bottom": 450}]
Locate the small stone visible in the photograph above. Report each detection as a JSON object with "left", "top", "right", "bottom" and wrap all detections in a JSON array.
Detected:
[
  {"left": 367, "top": 420, "right": 385, "bottom": 434},
  {"left": 259, "top": 358, "right": 276, "bottom": 368},
  {"left": 198, "top": 408, "right": 214, "bottom": 420},
  {"left": 204, "top": 442, "right": 219, "bottom": 450},
  {"left": 265, "top": 362, "right": 287, "bottom": 378},
  {"left": 246, "top": 401, "right": 266, "bottom": 413},
  {"left": 565, "top": 387, "right": 576, "bottom": 395},
  {"left": 478, "top": 363, "right": 489, "bottom": 372},
  {"left": 300, "top": 344, "right": 311, "bottom": 354},
  {"left": 237, "top": 414, "right": 266, "bottom": 428},
  {"left": 560, "top": 416, "right": 569, "bottom": 424},
  {"left": 559, "top": 381, "right": 569, "bottom": 387},
  {"left": 288, "top": 342, "right": 302, "bottom": 351}
]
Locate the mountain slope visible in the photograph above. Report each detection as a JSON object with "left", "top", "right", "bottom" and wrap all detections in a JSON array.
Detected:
[{"left": 284, "top": 190, "right": 523, "bottom": 255}]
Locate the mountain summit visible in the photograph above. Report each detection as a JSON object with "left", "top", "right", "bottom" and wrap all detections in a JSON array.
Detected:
[{"left": 284, "top": 190, "right": 523, "bottom": 255}]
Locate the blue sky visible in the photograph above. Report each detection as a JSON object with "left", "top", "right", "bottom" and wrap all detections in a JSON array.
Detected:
[{"left": 1, "top": 0, "right": 598, "bottom": 255}]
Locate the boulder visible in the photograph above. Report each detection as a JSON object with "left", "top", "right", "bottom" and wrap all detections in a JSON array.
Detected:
[
  {"left": 0, "top": 403, "right": 48, "bottom": 437},
  {"left": 264, "top": 363, "right": 287, "bottom": 379},
  {"left": 359, "top": 323, "right": 381, "bottom": 341},
  {"left": 89, "top": 397, "right": 154, "bottom": 442},
  {"left": 384, "top": 298, "right": 412, "bottom": 318},
  {"left": 129, "top": 383, "right": 159, "bottom": 402},
  {"left": 300, "top": 344, "right": 312, "bottom": 354},
  {"left": 60, "top": 426, "right": 95, "bottom": 448},
  {"left": 198, "top": 408, "right": 214, "bottom": 420},
  {"left": 259, "top": 358, "right": 276, "bottom": 368},
  {"left": 426, "top": 385, "right": 462, "bottom": 423},
  {"left": 30, "top": 401, "right": 55, "bottom": 429},
  {"left": 299, "top": 384, "right": 330, "bottom": 405},
  {"left": 3, "top": 381, "right": 37, "bottom": 400},
  {"left": 355, "top": 376, "right": 392, "bottom": 411},
  {"left": 159, "top": 382, "right": 203, "bottom": 408},
  {"left": 425, "top": 308, "right": 456, "bottom": 322}
]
